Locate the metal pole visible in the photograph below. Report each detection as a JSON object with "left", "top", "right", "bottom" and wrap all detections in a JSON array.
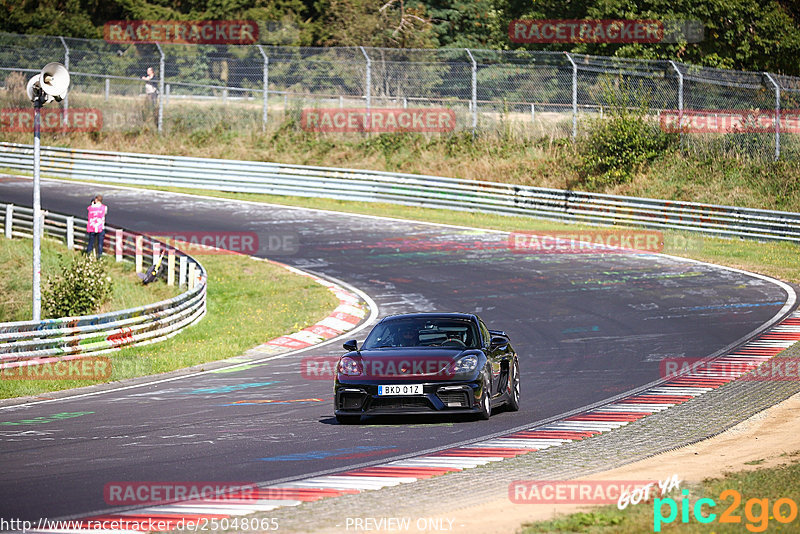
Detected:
[
  {"left": 155, "top": 43, "right": 165, "bottom": 133},
  {"left": 257, "top": 45, "right": 269, "bottom": 129},
  {"left": 59, "top": 36, "right": 69, "bottom": 124},
  {"left": 4, "top": 204, "right": 12, "bottom": 239},
  {"left": 764, "top": 72, "right": 781, "bottom": 160},
  {"left": 32, "top": 101, "right": 43, "bottom": 321},
  {"left": 66, "top": 216, "right": 74, "bottom": 250},
  {"left": 360, "top": 46, "right": 371, "bottom": 129},
  {"left": 565, "top": 53, "right": 577, "bottom": 140},
  {"left": 669, "top": 61, "right": 684, "bottom": 146},
  {"left": 465, "top": 48, "right": 477, "bottom": 135},
  {"left": 104, "top": 77, "right": 110, "bottom": 101}
]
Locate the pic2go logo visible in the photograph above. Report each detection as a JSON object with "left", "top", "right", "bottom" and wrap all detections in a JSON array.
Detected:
[{"left": 654, "top": 489, "right": 799, "bottom": 532}]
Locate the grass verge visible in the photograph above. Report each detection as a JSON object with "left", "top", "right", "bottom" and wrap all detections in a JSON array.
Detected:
[
  {"left": 0, "top": 236, "right": 180, "bottom": 323},
  {"left": 520, "top": 451, "right": 800, "bottom": 533},
  {"left": 0, "top": 243, "right": 339, "bottom": 399}
]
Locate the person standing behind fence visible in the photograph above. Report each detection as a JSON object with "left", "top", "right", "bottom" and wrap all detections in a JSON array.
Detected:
[
  {"left": 142, "top": 67, "right": 158, "bottom": 123},
  {"left": 86, "top": 195, "right": 107, "bottom": 258}
]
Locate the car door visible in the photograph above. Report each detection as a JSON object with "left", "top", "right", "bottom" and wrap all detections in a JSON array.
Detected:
[{"left": 479, "top": 319, "right": 504, "bottom": 397}]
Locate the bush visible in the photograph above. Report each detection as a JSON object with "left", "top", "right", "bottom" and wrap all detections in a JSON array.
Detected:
[
  {"left": 578, "top": 78, "right": 677, "bottom": 186},
  {"left": 42, "top": 255, "right": 113, "bottom": 318}
]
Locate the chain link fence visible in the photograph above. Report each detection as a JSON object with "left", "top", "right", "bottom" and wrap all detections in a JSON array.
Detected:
[{"left": 2, "top": 31, "right": 799, "bottom": 159}]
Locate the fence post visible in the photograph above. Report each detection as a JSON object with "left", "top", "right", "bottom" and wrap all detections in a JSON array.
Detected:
[
  {"left": 105, "top": 78, "right": 110, "bottom": 101},
  {"left": 465, "top": 48, "right": 478, "bottom": 136},
  {"left": 5, "top": 204, "right": 12, "bottom": 239},
  {"left": 668, "top": 61, "right": 684, "bottom": 147},
  {"left": 115, "top": 229, "right": 123, "bottom": 262},
  {"left": 155, "top": 42, "right": 165, "bottom": 133},
  {"left": 188, "top": 262, "right": 196, "bottom": 289},
  {"left": 530, "top": 103, "right": 535, "bottom": 122},
  {"left": 360, "top": 46, "right": 371, "bottom": 127},
  {"left": 165, "top": 84, "right": 170, "bottom": 106},
  {"left": 565, "top": 52, "right": 577, "bottom": 140},
  {"left": 257, "top": 45, "right": 269, "bottom": 129},
  {"left": 59, "top": 36, "right": 69, "bottom": 124},
  {"left": 179, "top": 255, "right": 187, "bottom": 287},
  {"left": 167, "top": 248, "right": 175, "bottom": 286},
  {"left": 153, "top": 241, "right": 160, "bottom": 264},
  {"left": 763, "top": 72, "right": 781, "bottom": 160},
  {"left": 135, "top": 235, "right": 143, "bottom": 273},
  {"left": 66, "top": 216, "right": 74, "bottom": 250}
]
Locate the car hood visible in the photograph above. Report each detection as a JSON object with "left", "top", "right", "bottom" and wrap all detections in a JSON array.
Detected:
[{"left": 342, "top": 348, "right": 481, "bottom": 380}]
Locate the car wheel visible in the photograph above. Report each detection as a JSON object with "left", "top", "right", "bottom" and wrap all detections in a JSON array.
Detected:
[
  {"left": 336, "top": 414, "right": 361, "bottom": 425},
  {"left": 477, "top": 372, "right": 492, "bottom": 421},
  {"left": 506, "top": 359, "right": 520, "bottom": 412}
]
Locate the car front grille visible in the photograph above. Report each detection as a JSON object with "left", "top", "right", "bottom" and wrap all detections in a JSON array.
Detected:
[
  {"left": 436, "top": 390, "right": 470, "bottom": 408},
  {"left": 369, "top": 397, "right": 431, "bottom": 411}
]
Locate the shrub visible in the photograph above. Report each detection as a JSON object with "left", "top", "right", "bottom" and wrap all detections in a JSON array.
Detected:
[
  {"left": 42, "top": 255, "right": 113, "bottom": 318},
  {"left": 578, "top": 77, "right": 677, "bottom": 186}
]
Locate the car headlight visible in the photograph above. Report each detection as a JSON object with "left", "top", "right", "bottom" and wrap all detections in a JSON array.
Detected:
[
  {"left": 451, "top": 355, "right": 479, "bottom": 374},
  {"left": 338, "top": 356, "right": 363, "bottom": 376}
]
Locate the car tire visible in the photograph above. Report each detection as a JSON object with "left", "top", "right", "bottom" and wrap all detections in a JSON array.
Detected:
[
  {"left": 336, "top": 414, "right": 361, "bottom": 425},
  {"left": 506, "top": 359, "right": 520, "bottom": 412},
  {"left": 477, "top": 372, "right": 492, "bottom": 421}
]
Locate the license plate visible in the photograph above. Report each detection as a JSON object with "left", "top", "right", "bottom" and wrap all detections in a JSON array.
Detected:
[{"left": 378, "top": 384, "right": 423, "bottom": 396}]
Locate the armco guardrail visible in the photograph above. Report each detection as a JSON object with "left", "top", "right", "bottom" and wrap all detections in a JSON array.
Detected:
[
  {"left": 0, "top": 202, "right": 207, "bottom": 367},
  {"left": 1, "top": 142, "right": 799, "bottom": 242}
]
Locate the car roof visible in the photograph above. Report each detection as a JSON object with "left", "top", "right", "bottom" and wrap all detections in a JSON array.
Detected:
[{"left": 379, "top": 312, "right": 479, "bottom": 322}]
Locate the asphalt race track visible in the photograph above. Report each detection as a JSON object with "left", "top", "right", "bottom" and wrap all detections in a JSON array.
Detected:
[{"left": 0, "top": 176, "right": 794, "bottom": 522}]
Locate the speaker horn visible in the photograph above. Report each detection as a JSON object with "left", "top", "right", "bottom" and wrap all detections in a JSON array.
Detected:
[{"left": 39, "top": 62, "right": 70, "bottom": 101}]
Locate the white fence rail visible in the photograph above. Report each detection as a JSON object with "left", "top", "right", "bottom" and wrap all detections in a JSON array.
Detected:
[
  {"left": 0, "top": 201, "right": 207, "bottom": 367},
  {"left": 1, "top": 142, "right": 799, "bottom": 243}
]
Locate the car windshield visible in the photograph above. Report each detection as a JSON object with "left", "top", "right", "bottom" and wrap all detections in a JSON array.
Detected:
[{"left": 362, "top": 317, "right": 480, "bottom": 349}]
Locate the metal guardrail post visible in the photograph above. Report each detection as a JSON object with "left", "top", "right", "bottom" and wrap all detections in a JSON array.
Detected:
[
  {"left": 155, "top": 43, "right": 165, "bottom": 133},
  {"left": 668, "top": 61, "right": 684, "bottom": 147},
  {"left": 168, "top": 249, "right": 175, "bottom": 286},
  {"left": 59, "top": 36, "right": 69, "bottom": 124},
  {"left": 257, "top": 45, "right": 269, "bottom": 129},
  {"left": 4, "top": 204, "right": 12, "bottom": 239},
  {"left": 360, "top": 47, "right": 371, "bottom": 127},
  {"left": 135, "top": 235, "right": 143, "bottom": 273},
  {"left": 465, "top": 48, "right": 478, "bottom": 136},
  {"left": 179, "top": 256, "right": 188, "bottom": 288},
  {"left": 188, "top": 262, "right": 196, "bottom": 290},
  {"left": 565, "top": 52, "right": 577, "bottom": 140},
  {"left": 763, "top": 72, "right": 781, "bottom": 161},
  {"left": 66, "top": 216, "right": 74, "bottom": 250}
]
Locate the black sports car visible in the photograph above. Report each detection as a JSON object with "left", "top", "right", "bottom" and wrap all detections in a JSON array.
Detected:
[{"left": 334, "top": 313, "right": 520, "bottom": 424}]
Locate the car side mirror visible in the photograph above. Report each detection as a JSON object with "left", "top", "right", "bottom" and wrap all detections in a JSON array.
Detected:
[
  {"left": 490, "top": 336, "right": 507, "bottom": 349},
  {"left": 343, "top": 339, "right": 358, "bottom": 352}
]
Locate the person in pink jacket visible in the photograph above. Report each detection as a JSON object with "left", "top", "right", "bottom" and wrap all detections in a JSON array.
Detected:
[{"left": 86, "top": 195, "right": 107, "bottom": 258}]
